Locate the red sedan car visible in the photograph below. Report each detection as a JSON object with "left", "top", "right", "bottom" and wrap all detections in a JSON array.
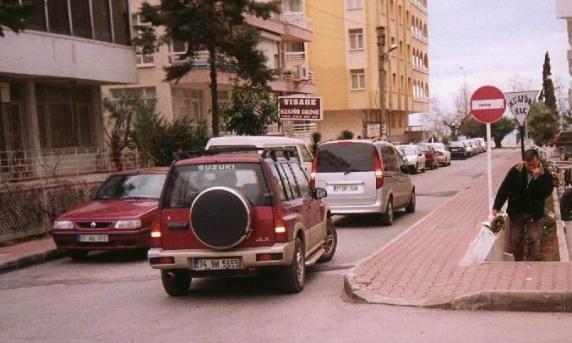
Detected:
[
  {"left": 51, "top": 168, "right": 168, "bottom": 260},
  {"left": 418, "top": 143, "right": 439, "bottom": 170}
]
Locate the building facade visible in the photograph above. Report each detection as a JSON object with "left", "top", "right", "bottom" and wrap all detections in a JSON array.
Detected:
[
  {"left": 106, "top": 0, "right": 315, "bottom": 139},
  {"left": 0, "top": 0, "right": 137, "bottom": 182},
  {"left": 557, "top": 0, "right": 572, "bottom": 107},
  {"left": 307, "top": 0, "right": 429, "bottom": 141}
]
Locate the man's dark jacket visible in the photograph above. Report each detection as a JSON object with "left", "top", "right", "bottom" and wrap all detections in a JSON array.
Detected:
[{"left": 493, "top": 162, "right": 553, "bottom": 220}]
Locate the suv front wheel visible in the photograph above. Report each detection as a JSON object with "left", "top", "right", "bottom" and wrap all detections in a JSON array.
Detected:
[
  {"left": 162, "top": 270, "right": 191, "bottom": 297},
  {"left": 280, "top": 238, "right": 305, "bottom": 293}
]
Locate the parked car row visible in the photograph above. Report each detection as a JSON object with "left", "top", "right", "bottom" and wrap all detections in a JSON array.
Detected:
[
  {"left": 49, "top": 135, "right": 460, "bottom": 297},
  {"left": 396, "top": 142, "right": 451, "bottom": 173},
  {"left": 447, "top": 138, "right": 487, "bottom": 159}
]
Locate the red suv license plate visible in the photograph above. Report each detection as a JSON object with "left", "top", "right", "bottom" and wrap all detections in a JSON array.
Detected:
[{"left": 192, "top": 258, "right": 241, "bottom": 271}]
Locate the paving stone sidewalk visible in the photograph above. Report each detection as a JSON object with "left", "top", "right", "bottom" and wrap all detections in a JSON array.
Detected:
[
  {"left": 345, "top": 149, "right": 572, "bottom": 311},
  {"left": 0, "top": 236, "right": 62, "bottom": 274}
]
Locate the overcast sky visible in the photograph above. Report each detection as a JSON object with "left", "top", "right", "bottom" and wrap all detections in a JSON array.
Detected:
[{"left": 429, "top": 0, "right": 570, "bottom": 113}]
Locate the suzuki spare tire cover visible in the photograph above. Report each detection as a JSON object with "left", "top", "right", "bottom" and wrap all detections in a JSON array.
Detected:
[{"left": 190, "top": 187, "right": 252, "bottom": 249}]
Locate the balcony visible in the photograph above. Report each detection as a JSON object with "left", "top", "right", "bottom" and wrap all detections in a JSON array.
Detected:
[{"left": 0, "top": 31, "right": 136, "bottom": 84}]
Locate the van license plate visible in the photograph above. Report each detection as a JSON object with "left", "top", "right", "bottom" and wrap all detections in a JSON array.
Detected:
[
  {"left": 193, "top": 258, "right": 241, "bottom": 271},
  {"left": 333, "top": 185, "right": 359, "bottom": 192},
  {"left": 77, "top": 234, "right": 109, "bottom": 242}
]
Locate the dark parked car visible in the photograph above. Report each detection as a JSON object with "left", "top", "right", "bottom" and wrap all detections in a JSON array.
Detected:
[
  {"left": 51, "top": 168, "right": 168, "bottom": 260},
  {"left": 447, "top": 141, "right": 470, "bottom": 159}
]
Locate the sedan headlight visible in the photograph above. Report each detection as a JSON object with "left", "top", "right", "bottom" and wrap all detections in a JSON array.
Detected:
[
  {"left": 114, "top": 219, "right": 142, "bottom": 229},
  {"left": 53, "top": 220, "right": 74, "bottom": 229}
]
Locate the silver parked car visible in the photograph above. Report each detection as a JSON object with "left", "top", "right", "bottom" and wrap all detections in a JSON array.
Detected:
[
  {"left": 397, "top": 144, "right": 426, "bottom": 173},
  {"left": 311, "top": 140, "right": 415, "bottom": 226}
]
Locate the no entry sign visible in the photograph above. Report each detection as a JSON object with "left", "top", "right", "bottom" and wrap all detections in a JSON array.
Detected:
[{"left": 470, "top": 86, "right": 506, "bottom": 124}]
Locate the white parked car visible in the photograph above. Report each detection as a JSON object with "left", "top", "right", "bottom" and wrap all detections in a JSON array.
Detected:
[
  {"left": 428, "top": 142, "right": 451, "bottom": 166},
  {"left": 206, "top": 136, "right": 314, "bottom": 175},
  {"left": 397, "top": 144, "right": 426, "bottom": 173}
]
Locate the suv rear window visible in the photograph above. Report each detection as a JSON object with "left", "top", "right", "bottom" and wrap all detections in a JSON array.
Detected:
[
  {"left": 317, "top": 143, "right": 374, "bottom": 173},
  {"left": 162, "top": 163, "right": 271, "bottom": 208}
]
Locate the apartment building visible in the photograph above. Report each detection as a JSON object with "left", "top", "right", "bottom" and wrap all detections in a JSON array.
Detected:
[
  {"left": 307, "top": 0, "right": 430, "bottom": 141},
  {"left": 0, "top": 0, "right": 137, "bottom": 181},
  {"left": 556, "top": 0, "right": 572, "bottom": 106},
  {"left": 106, "top": 0, "right": 315, "bottom": 138}
]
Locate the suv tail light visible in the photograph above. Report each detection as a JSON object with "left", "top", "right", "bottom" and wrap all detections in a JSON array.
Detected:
[
  {"left": 273, "top": 207, "right": 288, "bottom": 243},
  {"left": 374, "top": 149, "right": 384, "bottom": 189},
  {"left": 309, "top": 158, "right": 318, "bottom": 189},
  {"left": 150, "top": 221, "right": 162, "bottom": 248}
]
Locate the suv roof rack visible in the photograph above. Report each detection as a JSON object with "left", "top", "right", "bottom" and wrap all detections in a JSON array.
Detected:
[{"left": 172, "top": 146, "right": 297, "bottom": 162}]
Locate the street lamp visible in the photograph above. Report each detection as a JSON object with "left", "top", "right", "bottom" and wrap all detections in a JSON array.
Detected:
[{"left": 377, "top": 26, "right": 397, "bottom": 139}]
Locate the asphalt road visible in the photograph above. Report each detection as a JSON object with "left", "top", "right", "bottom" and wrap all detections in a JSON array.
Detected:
[{"left": 2, "top": 148, "right": 572, "bottom": 342}]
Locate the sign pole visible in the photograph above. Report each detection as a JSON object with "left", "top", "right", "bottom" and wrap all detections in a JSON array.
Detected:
[
  {"left": 487, "top": 123, "right": 493, "bottom": 218},
  {"left": 519, "top": 124, "right": 525, "bottom": 160}
]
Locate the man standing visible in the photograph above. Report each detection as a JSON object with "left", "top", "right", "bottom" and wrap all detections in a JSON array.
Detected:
[{"left": 492, "top": 149, "right": 553, "bottom": 261}]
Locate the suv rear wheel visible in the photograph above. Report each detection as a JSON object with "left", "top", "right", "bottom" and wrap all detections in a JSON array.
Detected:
[
  {"left": 280, "top": 238, "right": 305, "bottom": 293},
  {"left": 318, "top": 218, "right": 337, "bottom": 262},
  {"left": 161, "top": 270, "right": 191, "bottom": 297},
  {"left": 381, "top": 198, "right": 394, "bottom": 226}
]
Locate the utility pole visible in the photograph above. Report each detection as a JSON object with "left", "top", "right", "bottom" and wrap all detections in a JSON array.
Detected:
[{"left": 377, "top": 26, "right": 386, "bottom": 139}]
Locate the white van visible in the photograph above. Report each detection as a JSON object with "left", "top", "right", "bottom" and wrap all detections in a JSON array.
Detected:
[
  {"left": 205, "top": 136, "right": 314, "bottom": 175},
  {"left": 312, "top": 140, "right": 415, "bottom": 226}
]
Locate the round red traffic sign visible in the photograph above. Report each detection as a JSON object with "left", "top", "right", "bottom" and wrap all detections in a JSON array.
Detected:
[{"left": 470, "top": 86, "right": 506, "bottom": 124}]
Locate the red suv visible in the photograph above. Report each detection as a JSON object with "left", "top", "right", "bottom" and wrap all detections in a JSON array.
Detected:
[
  {"left": 418, "top": 143, "right": 439, "bottom": 170},
  {"left": 51, "top": 168, "right": 168, "bottom": 260},
  {"left": 149, "top": 149, "right": 337, "bottom": 296}
]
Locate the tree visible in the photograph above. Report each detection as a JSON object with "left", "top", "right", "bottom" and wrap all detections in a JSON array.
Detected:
[
  {"left": 0, "top": 0, "right": 31, "bottom": 37},
  {"left": 136, "top": 0, "right": 279, "bottom": 137},
  {"left": 491, "top": 117, "right": 516, "bottom": 149},
  {"left": 459, "top": 117, "right": 485, "bottom": 138},
  {"left": 103, "top": 97, "right": 137, "bottom": 171},
  {"left": 538, "top": 52, "right": 558, "bottom": 116},
  {"left": 220, "top": 83, "right": 278, "bottom": 135},
  {"left": 131, "top": 99, "right": 209, "bottom": 166},
  {"left": 527, "top": 102, "right": 559, "bottom": 146}
]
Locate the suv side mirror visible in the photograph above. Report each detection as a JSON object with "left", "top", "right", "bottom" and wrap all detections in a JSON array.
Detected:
[{"left": 313, "top": 187, "right": 327, "bottom": 199}]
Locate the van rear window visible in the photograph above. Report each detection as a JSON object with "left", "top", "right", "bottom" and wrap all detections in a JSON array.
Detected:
[{"left": 317, "top": 143, "right": 374, "bottom": 173}]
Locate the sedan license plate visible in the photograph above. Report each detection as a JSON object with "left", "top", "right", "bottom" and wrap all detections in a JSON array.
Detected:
[
  {"left": 193, "top": 258, "right": 241, "bottom": 271},
  {"left": 77, "top": 234, "right": 109, "bottom": 243},
  {"left": 333, "top": 184, "right": 359, "bottom": 192}
]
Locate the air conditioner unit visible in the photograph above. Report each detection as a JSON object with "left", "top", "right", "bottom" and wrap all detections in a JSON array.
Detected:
[{"left": 296, "top": 65, "right": 309, "bottom": 80}]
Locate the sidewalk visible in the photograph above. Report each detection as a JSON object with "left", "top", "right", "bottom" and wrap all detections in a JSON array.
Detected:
[
  {"left": 0, "top": 236, "right": 62, "bottom": 274},
  {"left": 345, "top": 149, "right": 572, "bottom": 311}
]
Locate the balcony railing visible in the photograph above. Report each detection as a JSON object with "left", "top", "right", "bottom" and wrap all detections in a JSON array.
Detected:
[{"left": 280, "top": 11, "right": 309, "bottom": 29}]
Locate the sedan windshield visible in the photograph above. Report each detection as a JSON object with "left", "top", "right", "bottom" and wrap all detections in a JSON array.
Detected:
[
  {"left": 94, "top": 174, "right": 166, "bottom": 200},
  {"left": 399, "top": 147, "right": 418, "bottom": 156}
]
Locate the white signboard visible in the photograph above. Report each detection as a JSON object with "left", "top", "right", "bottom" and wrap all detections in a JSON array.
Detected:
[{"left": 504, "top": 91, "right": 539, "bottom": 126}]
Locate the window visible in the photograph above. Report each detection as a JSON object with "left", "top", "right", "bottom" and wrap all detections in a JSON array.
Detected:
[
  {"left": 280, "top": 164, "right": 300, "bottom": 199},
  {"left": 172, "top": 88, "right": 203, "bottom": 122},
  {"left": 275, "top": 164, "right": 294, "bottom": 200},
  {"left": 70, "top": 0, "right": 92, "bottom": 38},
  {"left": 350, "top": 69, "right": 365, "bottom": 90},
  {"left": 132, "top": 14, "right": 154, "bottom": 65},
  {"left": 346, "top": 0, "right": 362, "bottom": 10},
  {"left": 269, "top": 165, "right": 287, "bottom": 201},
  {"left": 112, "top": 0, "right": 130, "bottom": 45},
  {"left": 348, "top": 29, "right": 364, "bottom": 50},
  {"left": 22, "top": 0, "right": 47, "bottom": 31},
  {"left": 288, "top": 0, "right": 302, "bottom": 12},
  {"left": 290, "top": 164, "right": 312, "bottom": 197},
  {"left": 110, "top": 87, "right": 156, "bottom": 99},
  {"left": 47, "top": 0, "right": 70, "bottom": 35},
  {"left": 36, "top": 85, "right": 94, "bottom": 148},
  {"left": 92, "top": 0, "right": 112, "bottom": 42},
  {"left": 217, "top": 90, "right": 229, "bottom": 109},
  {"left": 380, "top": 146, "right": 398, "bottom": 171},
  {"left": 317, "top": 143, "right": 374, "bottom": 173}
]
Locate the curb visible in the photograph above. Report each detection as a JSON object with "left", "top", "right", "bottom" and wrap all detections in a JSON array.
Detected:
[
  {"left": 0, "top": 249, "right": 66, "bottom": 275},
  {"left": 451, "top": 290, "right": 572, "bottom": 312}
]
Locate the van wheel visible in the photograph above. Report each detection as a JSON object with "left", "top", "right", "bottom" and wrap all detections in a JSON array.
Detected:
[
  {"left": 161, "top": 270, "right": 191, "bottom": 297},
  {"left": 318, "top": 218, "right": 337, "bottom": 262},
  {"left": 405, "top": 191, "right": 416, "bottom": 213},
  {"left": 381, "top": 198, "right": 394, "bottom": 226},
  {"left": 280, "top": 238, "right": 305, "bottom": 293}
]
